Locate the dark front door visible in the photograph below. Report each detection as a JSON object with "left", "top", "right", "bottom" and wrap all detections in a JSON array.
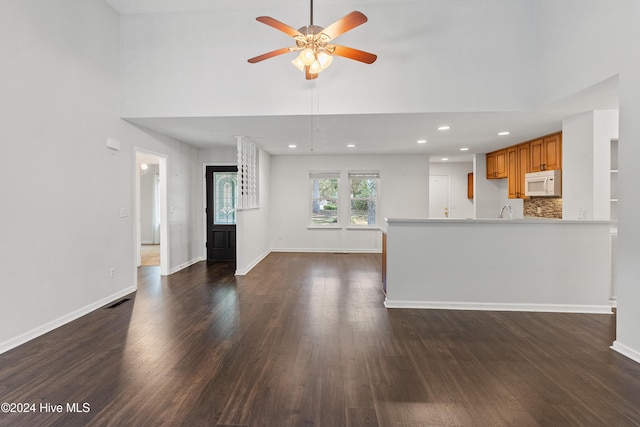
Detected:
[{"left": 206, "top": 166, "right": 238, "bottom": 261}]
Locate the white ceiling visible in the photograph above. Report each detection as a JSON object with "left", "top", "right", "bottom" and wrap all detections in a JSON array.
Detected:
[{"left": 108, "top": 0, "right": 619, "bottom": 160}]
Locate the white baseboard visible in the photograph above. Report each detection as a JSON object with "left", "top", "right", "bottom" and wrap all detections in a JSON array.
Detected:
[
  {"left": 271, "top": 248, "right": 382, "bottom": 254},
  {"left": 236, "top": 249, "right": 271, "bottom": 276},
  {"left": 383, "top": 299, "right": 613, "bottom": 314},
  {"left": 611, "top": 341, "right": 640, "bottom": 364},
  {"left": 168, "top": 256, "right": 203, "bottom": 275},
  {"left": 0, "top": 286, "right": 136, "bottom": 355}
]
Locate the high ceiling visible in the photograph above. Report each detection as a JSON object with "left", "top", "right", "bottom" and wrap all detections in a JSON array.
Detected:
[{"left": 107, "top": 0, "right": 619, "bottom": 160}]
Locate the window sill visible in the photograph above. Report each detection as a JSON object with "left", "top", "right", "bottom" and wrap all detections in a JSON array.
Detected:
[
  {"left": 307, "top": 225, "right": 342, "bottom": 230},
  {"left": 346, "top": 226, "right": 380, "bottom": 230}
]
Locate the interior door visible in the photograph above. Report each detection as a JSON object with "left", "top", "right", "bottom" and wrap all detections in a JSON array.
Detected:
[
  {"left": 429, "top": 175, "right": 450, "bottom": 218},
  {"left": 206, "top": 166, "right": 238, "bottom": 261}
]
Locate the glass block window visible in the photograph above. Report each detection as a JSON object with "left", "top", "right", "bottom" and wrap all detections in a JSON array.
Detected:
[
  {"left": 237, "top": 136, "right": 259, "bottom": 209},
  {"left": 214, "top": 172, "right": 237, "bottom": 224},
  {"left": 310, "top": 172, "right": 340, "bottom": 226},
  {"left": 349, "top": 171, "right": 380, "bottom": 226}
]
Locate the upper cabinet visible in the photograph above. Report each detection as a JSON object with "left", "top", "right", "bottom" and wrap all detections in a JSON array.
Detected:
[
  {"left": 530, "top": 133, "right": 562, "bottom": 172},
  {"left": 507, "top": 143, "right": 530, "bottom": 199},
  {"left": 486, "top": 131, "right": 562, "bottom": 199},
  {"left": 486, "top": 149, "right": 507, "bottom": 179}
]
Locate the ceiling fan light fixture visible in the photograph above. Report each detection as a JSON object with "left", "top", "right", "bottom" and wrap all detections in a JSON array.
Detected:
[
  {"left": 299, "top": 48, "right": 316, "bottom": 66},
  {"left": 248, "top": 4, "right": 376, "bottom": 79},
  {"left": 309, "top": 59, "right": 323, "bottom": 74},
  {"left": 317, "top": 51, "right": 333, "bottom": 69},
  {"left": 291, "top": 56, "right": 305, "bottom": 72}
]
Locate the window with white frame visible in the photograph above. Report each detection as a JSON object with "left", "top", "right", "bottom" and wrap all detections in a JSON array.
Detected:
[
  {"left": 349, "top": 171, "right": 379, "bottom": 226},
  {"left": 310, "top": 172, "right": 340, "bottom": 226}
]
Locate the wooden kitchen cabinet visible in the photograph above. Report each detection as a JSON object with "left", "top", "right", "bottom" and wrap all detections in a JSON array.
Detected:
[
  {"left": 486, "top": 149, "right": 507, "bottom": 179},
  {"left": 507, "top": 142, "right": 530, "bottom": 198},
  {"left": 467, "top": 172, "right": 474, "bottom": 199},
  {"left": 530, "top": 132, "right": 562, "bottom": 172}
]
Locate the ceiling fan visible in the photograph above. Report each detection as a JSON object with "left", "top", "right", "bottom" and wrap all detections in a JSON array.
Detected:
[{"left": 247, "top": 0, "right": 377, "bottom": 80}]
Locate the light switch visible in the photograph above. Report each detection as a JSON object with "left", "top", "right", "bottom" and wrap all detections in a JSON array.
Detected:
[{"left": 120, "top": 208, "right": 129, "bottom": 218}]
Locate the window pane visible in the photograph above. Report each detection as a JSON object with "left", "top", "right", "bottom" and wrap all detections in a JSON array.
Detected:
[
  {"left": 351, "top": 178, "right": 377, "bottom": 198},
  {"left": 350, "top": 200, "right": 376, "bottom": 225},
  {"left": 312, "top": 198, "right": 338, "bottom": 225},
  {"left": 214, "top": 172, "right": 237, "bottom": 224},
  {"left": 312, "top": 178, "right": 339, "bottom": 199},
  {"left": 311, "top": 176, "right": 339, "bottom": 225}
]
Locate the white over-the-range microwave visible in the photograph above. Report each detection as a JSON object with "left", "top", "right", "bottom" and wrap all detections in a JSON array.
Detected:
[{"left": 525, "top": 170, "right": 562, "bottom": 197}]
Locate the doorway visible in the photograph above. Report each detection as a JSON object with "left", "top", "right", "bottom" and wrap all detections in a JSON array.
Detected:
[
  {"left": 205, "top": 166, "right": 238, "bottom": 262},
  {"left": 135, "top": 150, "right": 169, "bottom": 276},
  {"left": 429, "top": 175, "right": 450, "bottom": 218}
]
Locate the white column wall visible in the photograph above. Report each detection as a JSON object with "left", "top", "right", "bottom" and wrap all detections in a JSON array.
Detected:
[
  {"left": 236, "top": 147, "right": 272, "bottom": 275},
  {"left": 562, "top": 113, "right": 595, "bottom": 220},
  {"left": 537, "top": 0, "right": 640, "bottom": 361}
]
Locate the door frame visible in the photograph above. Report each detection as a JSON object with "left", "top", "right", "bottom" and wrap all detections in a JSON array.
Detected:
[
  {"left": 134, "top": 148, "right": 170, "bottom": 280},
  {"left": 202, "top": 162, "right": 237, "bottom": 260}
]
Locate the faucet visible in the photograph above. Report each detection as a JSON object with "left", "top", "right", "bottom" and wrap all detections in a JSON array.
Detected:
[{"left": 499, "top": 204, "right": 513, "bottom": 219}]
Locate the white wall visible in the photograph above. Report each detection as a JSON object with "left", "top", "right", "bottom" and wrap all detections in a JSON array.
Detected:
[
  {"left": 429, "top": 162, "right": 474, "bottom": 219},
  {"left": 616, "top": 58, "right": 640, "bottom": 362},
  {"left": 132, "top": 129, "right": 202, "bottom": 272},
  {"left": 562, "top": 113, "right": 595, "bottom": 220},
  {"left": 199, "top": 146, "right": 237, "bottom": 165},
  {"left": 270, "top": 154, "right": 429, "bottom": 252},
  {"left": 119, "top": 0, "right": 536, "bottom": 119},
  {"left": 0, "top": 0, "right": 201, "bottom": 352},
  {"left": 536, "top": 0, "right": 640, "bottom": 362},
  {"left": 386, "top": 219, "right": 612, "bottom": 312},
  {"left": 562, "top": 110, "right": 618, "bottom": 220},
  {"left": 236, "top": 147, "right": 272, "bottom": 274}
]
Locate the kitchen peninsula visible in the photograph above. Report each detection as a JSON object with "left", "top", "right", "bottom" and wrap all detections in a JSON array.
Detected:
[{"left": 384, "top": 218, "right": 612, "bottom": 313}]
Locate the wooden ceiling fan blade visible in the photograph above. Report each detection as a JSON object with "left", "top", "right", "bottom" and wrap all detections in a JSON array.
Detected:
[
  {"left": 305, "top": 66, "right": 318, "bottom": 80},
  {"left": 331, "top": 45, "right": 377, "bottom": 64},
  {"left": 321, "top": 11, "right": 368, "bottom": 40},
  {"left": 256, "top": 16, "right": 303, "bottom": 37},
  {"left": 248, "top": 47, "right": 293, "bottom": 63}
]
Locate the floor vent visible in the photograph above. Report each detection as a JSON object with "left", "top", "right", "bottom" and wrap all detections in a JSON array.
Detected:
[{"left": 106, "top": 298, "right": 131, "bottom": 309}]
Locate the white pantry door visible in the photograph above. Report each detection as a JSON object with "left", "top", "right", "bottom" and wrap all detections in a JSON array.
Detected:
[{"left": 429, "top": 175, "right": 450, "bottom": 218}]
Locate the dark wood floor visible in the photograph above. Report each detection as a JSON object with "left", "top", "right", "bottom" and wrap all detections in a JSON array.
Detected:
[{"left": 1, "top": 253, "right": 640, "bottom": 426}]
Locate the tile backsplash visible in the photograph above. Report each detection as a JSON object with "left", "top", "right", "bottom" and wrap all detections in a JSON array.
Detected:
[{"left": 523, "top": 197, "right": 563, "bottom": 219}]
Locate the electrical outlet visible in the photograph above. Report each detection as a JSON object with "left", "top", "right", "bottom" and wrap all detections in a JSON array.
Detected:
[{"left": 109, "top": 267, "right": 115, "bottom": 278}]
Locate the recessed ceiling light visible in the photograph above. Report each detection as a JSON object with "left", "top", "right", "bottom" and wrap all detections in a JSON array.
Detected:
[
  {"left": 498, "top": 131, "right": 510, "bottom": 136},
  {"left": 417, "top": 139, "right": 427, "bottom": 144},
  {"left": 460, "top": 147, "right": 469, "bottom": 151},
  {"left": 347, "top": 144, "right": 356, "bottom": 148},
  {"left": 441, "top": 157, "right": 449, "bottom": 161},
  {"left": 288, "top": 144, "right": 296, "bottom": 148},
  {"left": 438, "top": 126, "right": 451, "bottom": 131}
]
